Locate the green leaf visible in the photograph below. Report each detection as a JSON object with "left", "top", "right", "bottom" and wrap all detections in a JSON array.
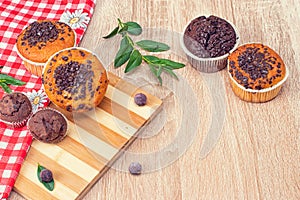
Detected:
[
  {"left": 163, "top": 68, "right": 179, "bottom": 80},
  {"left": 0, "top": 74, "right": 25, "bottom": 86},
  {"left": 157, "top": 75, "right": 162, "bottom": 85},
  {"left": 37, "top": 164, "right": 54, "bottom": 191},
  {"left": 159, "top": 59, "right": 185, "bottom": 69},
  {"left": 103, "top": 26, "right": 119, "bottom": 39},
  {"left": 148, "top": 64, "right": 158, "bottom": 75},
  {"left": 157, "top": 66, "right": 163, "bottom": 77},
  {"left": 148, "top": 64, "right": 162, "bottom": 85},
  {"left": 125, "top": 50, "right": 142, "bottom": 73},
  {"left": 143, "top": 55, "right": 161, "bottom": 64},
  {"left": 0, "top": 82, "right": 12, "bottom": 93},
  {"left": 114, "top": 37, "right": 133, "bottom": 67},
  {"left": 124, "top": 22, "right": 142, "bottom": 35},
  {"left": 136, "top": 40, "right": 170, "bottom": 52}
]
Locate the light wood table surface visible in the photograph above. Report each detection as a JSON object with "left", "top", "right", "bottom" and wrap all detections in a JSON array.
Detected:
[{"left": 10, "top": 0, "right": 299, "bottom": 199}]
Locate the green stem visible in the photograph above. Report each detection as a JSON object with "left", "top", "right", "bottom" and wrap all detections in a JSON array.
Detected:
[
  {"left": 125, "top": 34, "right": 135, "bottom": 48},
  {"left": 117, "top": 18, "right": 124, "bottom": 28},
  {"left": 142, "top": 56, "right": 150, "bottom": 64}
]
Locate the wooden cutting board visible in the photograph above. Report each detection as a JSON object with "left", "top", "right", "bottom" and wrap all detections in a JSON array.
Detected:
[{"left": 13, "top": 72, "right": 162, "bottom": 200}]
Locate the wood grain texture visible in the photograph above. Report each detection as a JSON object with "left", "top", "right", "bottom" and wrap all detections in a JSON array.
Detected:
[
  {"left": 12, "top": 73, "right": 162, "bottom": 200},
  {"left": 10, "top": 0, "right": 299, "bottom": 199}
]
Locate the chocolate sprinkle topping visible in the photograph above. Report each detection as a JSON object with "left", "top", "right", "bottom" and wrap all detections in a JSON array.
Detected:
[
  {"left": 53, "top": 60, "right": 95, "bottom": 100},
  {"left": 22, "top": 21, "right": 60, "bottom": 47},
  {"left": 79, "top": 51, "right": 85, "bottom": 57},
  {"left": 230, "top": 45, "right": 284, "bottom": 90}
]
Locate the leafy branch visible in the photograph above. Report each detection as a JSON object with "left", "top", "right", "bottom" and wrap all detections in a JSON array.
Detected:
[
  {"left": 103, "top": 18, "right": 185, "bottom": 85},
  {"left": 0, "top": 67, "right": 25, "bottom": 93}
]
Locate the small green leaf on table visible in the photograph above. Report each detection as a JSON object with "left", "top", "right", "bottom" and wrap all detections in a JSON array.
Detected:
[
  {"left": 37, "top": 164, "right": 54, "bottom": 191},
  {"left": 0, "top": 74, "right": 25, "bottom": 85},
  {"left": 0, "top": 82, "right": 12, "bottom": 93}
]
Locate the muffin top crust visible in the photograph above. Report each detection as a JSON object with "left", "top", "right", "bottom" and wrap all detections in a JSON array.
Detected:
[
  {"left": 228, "top": 43, "right": 286, "bottom": 90},
  {"left": 42, "top": 47, "right": 109, "bottom": 112},
  {"left": 184, "top": 15, "right": 237, "bottom": 58},
  {"left": 28, "top": 109, "right": 67, "bottom": 143},
  {"left": 16, "top": 20, "right": 75, "bottom": 63},
  {"left": 0, "top": 93, "right": 32, "bottom": 122}
]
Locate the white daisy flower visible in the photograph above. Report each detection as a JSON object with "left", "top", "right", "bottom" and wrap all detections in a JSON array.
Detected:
[
  {"left": 26, "top": 89, "right": 48, "bottom": 113},
  {"left": 60, "top": 9, "right": 90, "bottom": 29}
]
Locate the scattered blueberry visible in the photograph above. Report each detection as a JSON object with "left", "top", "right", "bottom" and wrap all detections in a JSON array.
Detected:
[
  {"left": 134, "top": 93, "right": 147, "bottom": 106},
  {"left": 40, "top": 168, "right": 53, "bottom": 182},
  {"left": 129, "top": 162, "right": 142, "bottom": 175}
]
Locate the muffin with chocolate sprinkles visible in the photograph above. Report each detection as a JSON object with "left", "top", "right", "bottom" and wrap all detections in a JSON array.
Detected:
[
  {"left": 0, "top": 92, "right": 32, "bottom": 128},
  {"left": 42, "top": 47, "right": 109, "bottom": 112},
  {"left": 181, "top": 15, "right": 239, "bottom": 72},
  {"left": 28, "top": 108, "right": 68, "bottom": 143},
  {"left": 16, "top": 20, "right": 76, "bottom": 77},
  {"left": 227, "top": 43, "right": 289, "bottom": 102}
]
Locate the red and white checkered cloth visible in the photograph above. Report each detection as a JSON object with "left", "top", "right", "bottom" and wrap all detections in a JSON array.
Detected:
[{"left": 0, "top": 0, "right": 95, "bottom": 199}]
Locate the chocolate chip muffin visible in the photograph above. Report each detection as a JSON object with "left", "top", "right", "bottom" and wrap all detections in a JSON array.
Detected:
[
  {"left": 28, "top": 108, "right": 68, "bottom": 143},
  {"left": 227, "top": 43, "right": 288, "bottom": 102},
  {"left": 0, "top": 92, "right": 32, "bottom": 128},
  {"left": 16, "top": 20, "right": 76, "bottom": 77},
  {"left": 42, "top": 47, "right": 109, "bottom": 112},
  {"left": 181, "top": 15, "right": 239, "bottom": 72}
]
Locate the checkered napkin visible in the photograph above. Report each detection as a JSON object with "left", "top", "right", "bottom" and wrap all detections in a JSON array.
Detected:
[{"left": 0, "top": 0, "right": 95, "bottom": 198}]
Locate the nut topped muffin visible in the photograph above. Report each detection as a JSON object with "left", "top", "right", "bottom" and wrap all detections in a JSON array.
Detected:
[
  {"left": 16, "top": 20, "right": 76, "bottom": 76},
  {"left": 0, "top": 92, "right": 32, "bottom": 127},
  {"left": 42, "top": 47, "right": 109, "bottom": 112},
  {"left": 228, "top": 43, "right": 288, "bottom": 102},
  {"left": 28, "top": 108, "right": 67, "bottom": 143},
  {"left": 184, "top": 15, "right": 237, "bottom": 58},
  {"left": 181, "top": 15, "right": 239, "bottom": 72}
]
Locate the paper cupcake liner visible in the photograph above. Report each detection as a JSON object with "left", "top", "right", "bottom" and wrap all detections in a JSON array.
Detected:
[
  {"left": 180, "top": 16, "right": 240, "bottom": 73},
  {"left": 227, "top": 63, "right": 289, "bottom": 103},
  {"left": 27, "top": 107, "right": 69, "bottom": 143},
  {"left": 15, "top": 26, "right": 77, "bottom": 77},
  {"left": 0, "top": 111, "right": 32, "bottom": 128}
]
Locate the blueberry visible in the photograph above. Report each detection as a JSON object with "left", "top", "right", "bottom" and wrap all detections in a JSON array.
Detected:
[
  {"left": 129, "top": 162, "right": 142, "bottom": 175},
  {"left": 134, "top": 93, "right": 147, "bottom": 106},
  {"left": 40, "top": 169, "right": 53, "bottom": 182}
]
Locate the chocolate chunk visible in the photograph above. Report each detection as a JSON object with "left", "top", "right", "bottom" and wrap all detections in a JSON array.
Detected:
[
  {"left": 40, "top": 169, "right": 53, "bottom": 183},
  {"left": 62, "top": 56, "right": 69, "bottom": 61},
  {"left": 128, "top": 162, "right": 142, "bottom": 175},
  {"left": 79, "top": 51, "right": 85, "bottom": 57},
  {"left": 66, "top": 105, "right": 72, "bottom": 111},
  {"left": 134, "top": 93, "right": 147, "bottom": 106}
]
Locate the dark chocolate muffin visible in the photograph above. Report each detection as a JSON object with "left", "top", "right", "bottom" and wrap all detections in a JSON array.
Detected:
[
  {"left": 0, "top": 92, "right": 32, "bottom": 128},
  {"left": 28, "top": 108, "right": 68, "bottom": 143},
  {"left": 184, "top": 15, "right": 237, "bottom": 58}
]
